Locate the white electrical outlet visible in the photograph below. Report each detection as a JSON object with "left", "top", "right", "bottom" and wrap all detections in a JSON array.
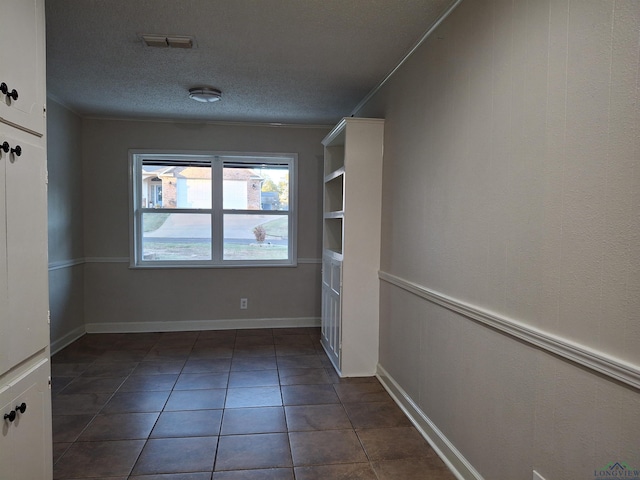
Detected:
[
  {"left": 240, "top": 298, "right": 248, "bottom": 309},
  {"left": 533, "top": 471, "right": 546, "bottom": 480}
]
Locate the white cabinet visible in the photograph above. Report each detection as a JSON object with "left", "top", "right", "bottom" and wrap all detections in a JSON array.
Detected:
[
  {"left": 321, "top": 256, "right": 342, "bottom": 366},
  {"left": 0, "top": 133, "right": 49, "bottom": 374},
  {"left": 0, "top": 360, "right": 52, "bottom": 480},
  {"left": 0, "top": 0, "right": 51, "bottom": 477},
  {"left": 320, "top": 118, "right": 384, "bottom": 377},
  {"left": 0, "top": 0, "right": 46, "bottom": 136}
]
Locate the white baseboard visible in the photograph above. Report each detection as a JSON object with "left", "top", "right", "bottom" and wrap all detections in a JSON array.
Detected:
[
  {"left": 84, "top": 317, "right": 321, "bottom": 334},
  {"left": 50, "top": 325, "right": 86, "bottom": 355},
  {"left": 376, "top": 364, "right": 484, "bottom": 480}
]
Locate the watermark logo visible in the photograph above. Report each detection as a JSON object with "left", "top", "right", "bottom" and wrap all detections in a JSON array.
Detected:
[{"left": 594, "top": 462, "right": 640, "bottom": 479}]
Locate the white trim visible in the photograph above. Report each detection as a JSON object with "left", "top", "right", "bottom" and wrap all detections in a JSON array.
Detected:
[
  {"left": 49, "top": 256, "right": 321, "bottom": 267},
  {"left": 0, "top": 115, "right": 43, "bottom": 138},
  {"left": 376, "top": 364, "right": 483, "bottom": 480},
  {"left": 83, "top": 115, "right": 333, "bottom": 130},
  {"left": 379, "top": 271, "right": 640, "bottom": 391},
  {"left": 297, "top": 258, "right": 321, "bottom": 264},
  {"left": 48, "top": 258, "right": 84, "bottom": 271},
  {"left": 350, "top": 0, "right": 464, "bottom": 117},
  {"left": 85, "top": 317, "right": 321, "bottom": 334},
  {"left": 129, "top": 150, "right": 298, "bottom": 268},
  {"left": 50, "top": 325, "right": 86, "bottom": 355},
  {"left": 322, "top": 117, "right": 385, "bottom": 146}
]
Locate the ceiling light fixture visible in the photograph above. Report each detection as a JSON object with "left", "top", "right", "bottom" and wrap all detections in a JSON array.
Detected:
[{"left": 188, "top": 87, "right": 222, "bottom": 103}]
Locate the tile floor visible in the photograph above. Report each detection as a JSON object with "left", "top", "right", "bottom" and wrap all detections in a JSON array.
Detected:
[{"left": 51, "top": 327, "right": 455, "bottom": 479}]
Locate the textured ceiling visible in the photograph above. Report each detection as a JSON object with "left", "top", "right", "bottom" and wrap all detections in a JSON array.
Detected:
[{"left": 46, "top": 0, "right": 457, "bottom": 125}]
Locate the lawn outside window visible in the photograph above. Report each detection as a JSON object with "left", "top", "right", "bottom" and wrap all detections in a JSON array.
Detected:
[{"left": 129, "top": 150, "right": 297, "bottom": 268}]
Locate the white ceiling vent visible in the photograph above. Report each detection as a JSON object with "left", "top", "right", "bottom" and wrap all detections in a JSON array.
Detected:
[{"left": 141, "top": 34, "right": 195, "bottom": 49}]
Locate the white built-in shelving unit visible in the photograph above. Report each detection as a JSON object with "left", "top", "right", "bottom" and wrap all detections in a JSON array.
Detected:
[{"left": 320, "top": 118, "right": 384, "bottom": 377}]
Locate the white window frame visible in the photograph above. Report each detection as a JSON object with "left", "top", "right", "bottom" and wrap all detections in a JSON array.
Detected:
[{"left": 129, "top": 150, "right": 298, "bottom": 268}]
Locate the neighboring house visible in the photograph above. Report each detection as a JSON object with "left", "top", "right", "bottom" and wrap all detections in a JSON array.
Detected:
[{"left": 141, "top": 166, "right": 263, "bottom": 209}]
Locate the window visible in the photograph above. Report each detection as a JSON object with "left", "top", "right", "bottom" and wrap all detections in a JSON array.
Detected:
[{"left": 130, "top": 151, "right": 297, "bottom": 267}]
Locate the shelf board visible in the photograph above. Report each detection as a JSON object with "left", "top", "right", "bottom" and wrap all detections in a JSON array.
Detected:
[
  {"left": 324, "top": 167, "right": 345, "bottom": 183},
  {"left": 323, "top": 249, "right": 344, "bottom": 261},
  {"left": 324, "top": 211, "right": 344, "bottom": 219}
]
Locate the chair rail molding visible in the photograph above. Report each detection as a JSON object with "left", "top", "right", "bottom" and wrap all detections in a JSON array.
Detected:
[{"left": 379, "top": 270, "right": 640, "bottom": 391}]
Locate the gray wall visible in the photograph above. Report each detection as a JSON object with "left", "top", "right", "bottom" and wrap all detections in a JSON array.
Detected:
[
  {"left": 47, "top": 99, "right": 85, "bottom": 349},
  {"left": 81, "top": 118, "right": 328, "bottom": 331},
  {"left": 357, "top": 1, "right": 639, "bottom": 479}
]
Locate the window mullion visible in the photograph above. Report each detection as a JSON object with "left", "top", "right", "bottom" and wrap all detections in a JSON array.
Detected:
[{"left": 212, "top": 157, "right": 224, "bottom": 263}]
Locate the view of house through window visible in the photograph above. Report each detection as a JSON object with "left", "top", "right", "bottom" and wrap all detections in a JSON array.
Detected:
[{"left": 131, "top": 152, "right": 296, "bottom": 266}]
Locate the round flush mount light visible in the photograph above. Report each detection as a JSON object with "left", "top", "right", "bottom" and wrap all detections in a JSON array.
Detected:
[{"left": 188, "top": 87, "right": 222, "bottom": 103}]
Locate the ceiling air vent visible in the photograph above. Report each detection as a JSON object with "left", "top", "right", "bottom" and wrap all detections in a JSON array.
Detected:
[{"left": 141, "top": 34, "right": 194, "bottom": 49}]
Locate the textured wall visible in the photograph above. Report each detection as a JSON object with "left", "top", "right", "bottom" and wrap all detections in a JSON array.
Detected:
[
  {"left": 47, "top": 99, "right": 85, "bottom": 346},
  {"left": 81, "top": 118, "right": 327, "bottom": 327},
  {"left": 357, "top": 0, "right": 640, "bottom": 478}
]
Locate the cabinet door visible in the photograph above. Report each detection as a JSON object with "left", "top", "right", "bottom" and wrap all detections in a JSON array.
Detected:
[
  {"left": 4, "top": 134, "right": 48, "bottom": 367},
  {"left": 10, "top": 361, "right": 52, "bottom": 480},
  {"left": 0, "top": 0, "right": 46, "bottom": 136},
  {"left": 0, "top": 361, "right": 52, "bottom": 480},
  {"left": 0, "top": 385, "right": 13, "bottom": 477},
  {"left": 0, "top": 147, "right": 8, "bottom": 374},
  {"left": 321, "top": 257, "right": 342, "bottom": 371}
]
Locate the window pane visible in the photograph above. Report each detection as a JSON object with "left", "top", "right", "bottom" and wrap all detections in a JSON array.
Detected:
[
  {"left": 223, "top": 165, "right": 289, "bottom": 211},
  {"left": 142, "top": 163, "right": 211, "bottom": 209},
  {"left": 223, "top": 214, "right": 288, "bottom": 260},
  {"left": 142, "top": 213, "right": 211, "bottom": 260}
]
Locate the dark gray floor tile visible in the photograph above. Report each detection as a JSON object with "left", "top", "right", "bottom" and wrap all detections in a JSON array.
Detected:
[
  {"left": 164, "top": 389, "right": 227, "bottom": 411},
  {"left": 342, "top": 401, "right": 413, "bottom": 429},
  {"left": 284, "top": 404, "right": 352, "bottom": 431},
  {"left": 59, "top": 376, "right": 126, "bottom": 394},
  {"left": 118, "top": 374, "right": 179, "bottom": 392},
  {"left": 133, "top": 360, "right": 186, "bottom": 375},
  {"left": 333, "top": 382, "right": 391, "bottom": 403},
  {"left": 276, "top": 355, "right": 323, "bottom": 369},
  {"left": 213, "top": 468, "right": 293, "bottom": 479},
  {"left": 289, "top": 430, "right": 368, "bottom": 466},
  {"left": 215, "top": 433, "right": 292, "bottom": 471},
  {"left": 220, "top": 407, "right": 286, "bottom": 435},
  {"left": 183, "top": 358, "right": 232, "bottom": 373},
  {"left": 281, "top": 384, "right": 340, "bottom": 406},
  {"left": 54, "top": 439, "right": 145, "bottom": 479},
  {"left": 225, "top": 386, "right": 282, "bottom": 408},
  {"left": 52, "top": 393, "right": 112, "bottom": 415},
  {"left": 132, "top": 437, "right": 217, "bottom": 475},
  {"left": 228, "top": 369, "right": 279, "bottom": 388},
  {"left": 174, "top": 372, "right": 229, "bottom": 390},
  {"left": 78, "top": 412, "right": 159, "bottom": 441},
  {"left": 371, "top": 456, "right": 457, "bottom": 480},
  {"left": 130, "top": 474, "right": 212, "bottom": 480},
  {"left": 230, "top": 356, "right": 278, "bottom": 371},
  {"left": 278, "top": 368, "right": 331, "bottom": 386},
  {"left": 151, "top": 410, "right": 223, "bottom": 438},
  {"left": 52, "top": 415, "right": 94, "bottom": 443},
  {"left": 294, "top": 463, "right": 377, "bottom": 480},
  {"left": 101, "top": 390, "right": 170, "bottom": 413},
  {"left": 357, "top": 426, "right": 432, "bottom": 461}
]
